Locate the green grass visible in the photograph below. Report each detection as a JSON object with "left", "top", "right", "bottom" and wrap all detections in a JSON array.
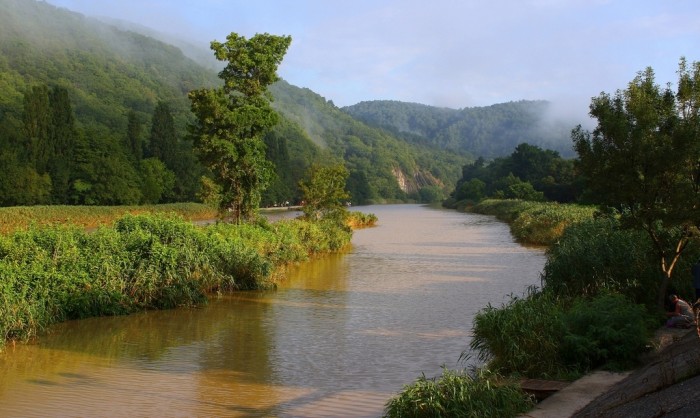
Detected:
[
  {"left": 384, "top": 367, "right": 535, "bottom": 418},
  {"left": 470, "top": 199, "right": 596, "bottom": 246},
  {"left": 0, "top": 211, "right": 361, "bottom": 348},
  {"left": 0, "top": 203, "right": 217, "bottom": 235}
]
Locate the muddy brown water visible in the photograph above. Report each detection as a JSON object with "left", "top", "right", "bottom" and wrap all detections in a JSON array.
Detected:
[{"left": 0, "top": 204, "right": 546, "bottom": 417}]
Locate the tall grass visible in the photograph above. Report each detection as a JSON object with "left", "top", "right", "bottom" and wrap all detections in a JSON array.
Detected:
[
  {"left": 0, "top": 211, "right": 359, "bottom": 347},
  {"left": 541, "top": 217, "right": 663, "bottom": 309},
  {"left": 0, "top": 203, "right": 217, "bottom": 235},
  {"left": 469, "top": 289, "right": 656, "bottom": 380},
  {"left": 384, "top": 368, "right": 535, "bottom": 418},
  {"left": 471, "top": 199, "right": 596, "bottom": 246}
]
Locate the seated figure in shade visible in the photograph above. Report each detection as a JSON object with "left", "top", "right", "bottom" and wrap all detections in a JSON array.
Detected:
[{"left": 666, "top": 294, "right": 695, "bottom": 328}]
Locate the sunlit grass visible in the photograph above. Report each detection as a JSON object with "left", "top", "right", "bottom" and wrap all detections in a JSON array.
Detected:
[
  {"left": 470, "top": 199, "right": 596, "bottom": 246},
  {"left": 0, "top": 203, "right": 217, "bottom": 235}
]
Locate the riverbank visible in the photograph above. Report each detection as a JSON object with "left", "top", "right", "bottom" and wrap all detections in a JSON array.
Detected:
[
  {"left": 521, "top": 327, "right": 700, "bottom": 417},
  {"left": 0, "top": 211, "right": 376, "bottom": 349}
]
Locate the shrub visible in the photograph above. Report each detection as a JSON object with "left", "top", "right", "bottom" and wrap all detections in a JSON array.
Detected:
[
  {"left": 384, "top": 367, "right": 534, "bottom": 418},
  {"left": 561, "top": 292, "right": 655, "bottom": 371},
  {"left": 469, "top": 288, "right": 569, "bottom": 378},
  {"left": 471, "top": 199, "right": 596, "bottom": 246},
  {"left": 541, "top": 217, "right": 660, "bottom": 309}
]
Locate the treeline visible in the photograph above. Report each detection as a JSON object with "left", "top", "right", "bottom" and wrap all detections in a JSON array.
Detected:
[
  {"left": 444, "top": 142, "right": 580, "bottom": 209},
  {"left": 1, "top": 84, "right": 201, "bottom": 206}
]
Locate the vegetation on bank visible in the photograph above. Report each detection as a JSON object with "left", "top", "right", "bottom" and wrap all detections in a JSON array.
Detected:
[
  {"left": 0, "top": 202, "right": 217, "bottom": 235},
  {"left": 0, "top": 210, "right": 375, "bottom": 349},
  {"left": 469, "top": 199, "right": 596, "bottom": 246},
  {"left": 385, "top": 199, "right": 667, "bottom": 417}
]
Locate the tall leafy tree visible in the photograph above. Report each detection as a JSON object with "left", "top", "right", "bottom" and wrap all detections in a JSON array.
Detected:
[
  {"left": 299, "top": 163, "right": 351, "bottom": 220},
  {"left": 126, "top": 110, "right": 143, "bottom": 162},
  {"left": 189, "top": 32, "right": 292, "bottom": 221},
  {"left": 148, "top": 101, "right": 176, "bottom": 165},
  {"left": 572, "top": 58, "right": 700, "bottom": 308},
  {"left": 48, "top": 85, "right": 79, "bottom": 203}
]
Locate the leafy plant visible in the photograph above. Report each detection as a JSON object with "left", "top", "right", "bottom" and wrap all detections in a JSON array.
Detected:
[
  {"left": 384, "top": 367, "right": 534, "bottom": 418},
  {"left": 469, "top": 288, "right": 569, "bottom": 378},
  {"left": 561, "top": 292, "right": 655, "bottom": 371}
]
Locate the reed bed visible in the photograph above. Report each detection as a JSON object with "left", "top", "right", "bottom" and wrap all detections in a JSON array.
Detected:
[
  {"left": 0, "top": 212, "right": 357, "bottom": 348},
  {"left": 0, "top": 203, "right": 218, "bottom": 235},
  {"left": 470, "top": 199, "right": 596, "bottom": 246}
]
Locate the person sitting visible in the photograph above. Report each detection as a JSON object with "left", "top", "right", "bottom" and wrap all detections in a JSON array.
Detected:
[{"left": 666, "top": 294, "right": 695, "bottom": 328}]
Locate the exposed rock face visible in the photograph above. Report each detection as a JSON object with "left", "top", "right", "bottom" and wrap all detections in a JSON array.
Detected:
[{"left": 391, "top": 166, "right": 443, "bottom": 194}]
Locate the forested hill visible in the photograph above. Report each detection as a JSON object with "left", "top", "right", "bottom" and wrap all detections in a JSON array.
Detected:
[
  {"left": 343, "top": 100, "right": 576, "bottom": 158},
  {"left": 0, "top": 0, "right": 219, "bottom": 131},
  {"left": 0, "top": 0, "right": 566, "bottom": 208}
]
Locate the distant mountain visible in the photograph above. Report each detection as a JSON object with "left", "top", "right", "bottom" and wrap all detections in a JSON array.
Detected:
[{"left": 343, "top": 100, "right": 576, "bottom": 158}]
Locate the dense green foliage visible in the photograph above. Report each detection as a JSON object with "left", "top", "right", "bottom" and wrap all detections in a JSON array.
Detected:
[
  {"left": 445, "top": 143, "right": 580, "bottom": 209},
  {"left": 573, "top": 58, "right": 700, "bottom": 307},
  {"left": 384, "top": 368, "right": 535, "bottom": 418},
  {"left": 0, "top": 212, "right": 354, "bottom": 346},
  {"left": 541, "top": 217, "right": 662, "bottom": 309},
  {"left": 469, "top": 290, "right": 655, "bottom": 379},
  {"left": 299, "top": 163, "right": 351, "bottom": 220},
  {"left": 343, "top": 100, "right": 575, "bottom": 159},
  {"left": 0, "top": 0, "right": 214, "bottom": 206},
  {"left": 189, "top": 32, "right": 291, "bottom": 221}
]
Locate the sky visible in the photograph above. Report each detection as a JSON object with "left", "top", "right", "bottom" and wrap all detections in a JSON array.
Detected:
[{"left": 44, "top": 0, "right": 700, "bottom": 124}]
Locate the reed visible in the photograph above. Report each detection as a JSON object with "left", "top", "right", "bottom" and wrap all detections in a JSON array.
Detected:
[
  {"left": 0, "top": 211, "right": 361, "bottom": 348},
  {"left": 0, "top": 203, "right": 217, "bottom": 235},
  {"left": 384, "top": 367, "right": 535, "bottom": 418},
  {"left": 470, "top": 199, "right": 596, "bottom": 246}
]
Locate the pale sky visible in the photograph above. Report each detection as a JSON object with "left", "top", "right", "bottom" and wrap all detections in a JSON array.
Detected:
[{"left": 45, "top": 0, "right": 700, "bottom": 124}]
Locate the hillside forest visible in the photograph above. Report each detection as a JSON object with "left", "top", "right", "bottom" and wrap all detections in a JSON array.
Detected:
[{"left": 0, "top": 0, "right": 579, "bottom": 209}]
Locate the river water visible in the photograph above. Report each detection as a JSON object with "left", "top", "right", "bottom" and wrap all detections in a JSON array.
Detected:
[{"left": 0, "top": 204, "right": 546, "bottom": 417}]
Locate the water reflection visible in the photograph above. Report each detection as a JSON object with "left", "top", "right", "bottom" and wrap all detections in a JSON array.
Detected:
[{"left": 0, "top": 204, "right": 545, "bottom": 417}]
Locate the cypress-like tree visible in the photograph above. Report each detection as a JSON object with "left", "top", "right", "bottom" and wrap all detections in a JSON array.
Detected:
[
  {"left": 48, "top": 85, "right": 78, "bottom": 203},
  {"left": 22, "top": 85, "right": 51, "bottom": 173},
  {"left": 148, "top": 101, "right": 176, "bottom": 167},
  {"left": 126, "top": 110, "right": 143, "bottom": 162}
]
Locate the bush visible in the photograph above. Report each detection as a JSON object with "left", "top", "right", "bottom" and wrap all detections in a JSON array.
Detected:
[
  {"left": 384, "top": 368, "right": 534, "bottom": 418},
  {"left": 469, "top": 288, "right": 569, "bottom": 378},
  {"left": 470, "top": 199, "right": 595, "bottom": 246},
  {"left": 541, "top": 217, "right": 660, "bottom": 309},
  {"left": 561, "top": 292, "right": 655, "bottom": 371}
]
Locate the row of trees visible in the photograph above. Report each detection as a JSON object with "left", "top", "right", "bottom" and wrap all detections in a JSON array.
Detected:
[
  {"left": 446, "top": 142, "right": 579, "bottom": 206},
  {"left": 0, "top": 83, "right": 201, "bottom": 206}
]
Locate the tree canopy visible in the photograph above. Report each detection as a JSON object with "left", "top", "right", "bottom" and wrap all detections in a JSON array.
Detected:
[
  {"left": 188, "top": 32, "right": 292, "bottom": 222},
  {"left": 572, "top": 58, "right": 700, "bottom": 307}
]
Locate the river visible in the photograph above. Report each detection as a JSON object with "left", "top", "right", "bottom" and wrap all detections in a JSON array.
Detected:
[{"left": 0, "top": 204, "right": 546, "bottom": 417}]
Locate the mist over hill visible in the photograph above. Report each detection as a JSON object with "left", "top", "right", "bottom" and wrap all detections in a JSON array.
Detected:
[
  {"left": 0, "top": 0, "right": 575, "bottom": 207},
  {"left": 343, "top": 100, "right": 576, "bottom": 159}
]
